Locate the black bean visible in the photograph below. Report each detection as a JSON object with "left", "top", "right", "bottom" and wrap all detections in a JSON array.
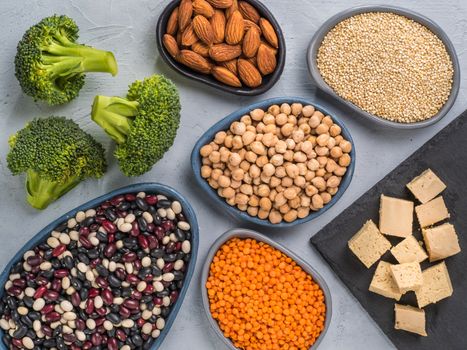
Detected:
[
  {"left": 88, "top": 248, "right": 100, "bottom": 260},
  {"left": 183, "top": 253, "right": 191, "bottom": 263},
  {"left": 108, "top": 275, "right": 122, "bottom": 288},
  {"left": 164, "top": 254, "right": 178, "bottom": 262},
  {"left": 96, "top": 231, "right": 108, "bottom": 242},
  {"left": 63, "top": 256, "right": 74, "bottom": 269},
  {"left": 23, "top": 296, "right": 34, "bottom": 308},
  {"left": 185, "top": 231, "right": 192, "bottom": 240},
  {"left": 150, "top": 249, "right": 164, "bottom": 259},
  {"left": 26, "top": 329, "right": 36, "bottom": 339},
  {"left": 151, "top": 267, "right": 162, "bottom": 277},
  {"left": 11, "top": 309, "right": 20, "bottom": 322},
  {"left": 137, "top": 217, "right": 147, "bottom": 232},
  {"left": 161, "top": 307, "right": 170, "bottom": 318},
  {"left": 55, "top": 222, "right": 68, "bottom": 232},
  {"left": 176, "top": 280, "right": 184, "bottom": 289},
  {"left": 130, "top": 312, "right": 142, "bottom": 321},
  {"left": 80, "top": 288, "right": 89, "bottom": 301},
  {"left": 109, "top": 304, "right": 120, "bottom": 313},
  {"left": 135, "top": 198, "right": 148, "bottom": 211},
  {"left": 156, "top": 290, "right": 169, "bottom": 298},
  {"left": 118, "top": 202, "right": 131, "bottom": 211},
  {"left": 173, "top": 271, "right": 184, "bottom": 281},
  {"left": 21, "top": 315, "right": 33, "bottom": 327},
  {"left": 95, "top": 265, "right": 109, "bottom": 277},
  {"left": 28, "top": 311, "right": 40, "bottom": 321},
  {"left": 157, "top": 199, "right": 171, "bottom": 209},
  {"left": 132, "top": 334, "right": 143, "bottom": 347},
  {"left": 6, "top": 296, "right": 17, "bottom": 310},
  {"left": 82, "top": 217, "right": 95, "bottom": 227},
  {"left": 78, "top": 253, "right": 90, "bottom": 265},
  {"left": 138, "top": 267, "right": 151, "bottom": 280},
  {"left": 43, "top": 249, "right": 53, "bottom": 261},
  {"left": 43, "top": 339, "right": 56, "bottom": 347},
  {"left": 68, "top": 241, "right": 77, "bottom": 250},
  {"left": 71, "top": 278, "right": 83, "bottom": 291},
  {"left": 174, "top": 228, "right": 186, "bottom": 241},
  {"left": 111, "top": 252, "right": 123, "bottom": 262},
  {"left": 41, "top": 269, "right": 54, "bottom": 280},
  {"left": 13, "top": 324, "right": 28, "bottom": 339},
  {"left": 106, "top": 313, "right": 121, "bottom": 324},
  {"left": 56, "top": 337, "right": 66, "bottom": 350},
  {"left": 148, "top": 315, "right": 158, "bottom": 323},
  {"left": 121, "top": 288, "right": 132, "bottom": 298},
  {"left": 105, "top": 209, "right": 118, "bottom": 222}
]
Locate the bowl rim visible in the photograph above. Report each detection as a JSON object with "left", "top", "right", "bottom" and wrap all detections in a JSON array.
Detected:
[
  {"left": 156, "top": 0, "right": 286, "bottom": 96},
  {"left": 306, "top": 4, "right": 461, "bottom": 129},
  {"left": 200, "top": 228, "right": 332, "bottom": 350},
  {"left": 190, "top": 96, "right": 356, "bottom": 227},
  {"left": 0, "top": 182, "right": 199, "bottom": 350}
]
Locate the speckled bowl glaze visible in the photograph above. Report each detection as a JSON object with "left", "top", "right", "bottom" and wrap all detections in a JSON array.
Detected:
[
  {"left": 0, "top": 183, "right": 199, "bottom": 350},
  {"left": 200, "top": 228, "right": 332, "bottom": 350},
  {"left": 156, "top": 0, "right": 286, "bottom": 96},
  {"left": 190, "top": 96, "right": 356, "bottom": 228},
  {"left": 307, "top": 5, "right": 460, "bottom": 129}
]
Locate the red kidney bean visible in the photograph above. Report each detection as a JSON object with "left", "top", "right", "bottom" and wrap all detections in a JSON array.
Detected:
[
  {"left": 175, "top": 241, "right": 182, "bottom": 251},
  {"left": 125, "top": 193, "right": 136, "bottom": 201},
  {"left": 75, "top": 319, "right": 85, "bottom": 331},
  {"left": 163, "top": 263, "right": 174, "bottom": 273},
  {"left": 102, "top": 289, "right": 113, "bottom": 305},
  {"left": 144, "top": 274, "right": 154, "bottom": 282},
  {"left": 31, "top": 265, "right": 40, "bottom": 274},
  {"left": 110, "top": 195, "right": 125, "bottom": 206},
  {"left": 123, "top": 299, "right": 139, "bottom": 309},
  {"left": 108, "top": 233, "right": 115, "bottom": 243},
  {"left": 41, "top": 304, "right": 54, "bottom": 314},
  {"left": 145, "top": 195, "right": 158, "bottom": 205},
  {"left": 162, "top": 220, "right": 174, "bottom": 232},
  {"left": 85, "top": 298, "right": 94, "bottom": 314},
  {"left": 104, "top": 243, "right": 117, "bottom": 258},
  {"left": 6, "top": 287, "right": 22, "bottom": 296},
  {"left": 83, "top": 341, "right": 93, "bottom": 350},
  {"left": 41, "top": 325, "right": 53, "bottom": 337},
  {"left": 146, "top": 223, "right": 155, "bottom": 233},
  {"left": 95, "top": 215, "right": 106, "bottom": 224},
  {"left": 101, "top": 201, "right": 112, "bottom": 209},
  {"left": 116, "top": 329, "right": 127, "bottom": 342},
  {"left": 117, "top": 210, "right": 128, "bottom": 218},
  {"left": 131, "top": 291, "right": 142, "bottom": 300},
  {"left": 134, "top": 260, "right": 142, "bottom": 270},
  {"left": 170, "top": 290, "right": 179, "bottom": 303},
  {"left": 122, "top": 252, "right": 137, "bottom": 262},
  {"left": 90, "top": 258, "right": 101, "bottom": 269},
  {"left": 96, "top": 277, "right": 109, "bottom": 289},
  {"left": 11, "top": 338, "right": 23, "bottom": 347},
  {"left": 71, "top": 292, "right": 81, "bottom": 307},
  {"left": 54, "top": 269, "right": 69, "bottom": 278},
  {"left": 79, "top": 236, "right": 92, "bottom": 249},
  {"left": 102, "top": 221, "right": 117, "bottom": 234},
  {"left": 63, "top": 333, "right": 76, "bottom": 343},
  {"left": 79, "top": 226, "right": 90, "bottom": 236},
  {"left": 44, "top": 290, "right": 59, "bottom": 301},
  {"left": 71, "top": 345, "right": 81, "bottom": 350},
  {"left": 154, "top": 227, "right": 165, "bottom": 241},
  {"left": 147, "top": 235, "right": 158, "bottom": 249},
  {"left": 138, "top": 235, "right": 149, "bottom": 250},
  {"left": 137, "top": 318, "right": 145, "bottom": 327},
  {"left": 12, "top": 278, "right": 26, "bottom": 289},
  {"left": 126, "top": 274, "right": 139, "bottom": 284},
  {"left": 26, "top": 255, "right": 41, "bottom": 266},
  {"left": 108, "top": 337, "right": 118, "bottom": 350},
  {"left": 115, "top": 268, "right": 126, "bottom": 281},
  {"left": 88, "top": 288, "right": 100, "bottom": 298},
  {"left": 130, "top": 222, "right": 140, "bottom": 237},
  {"left": 51, "top": 279, "right": 62, "bottom": 292},
  {"left": 96, "top": 307, "right": 107, "bottom": 316},
  {"left": 119, "top": 306, "right": 130, "bottom": 318},
  {"left": 52, "top": 244, "right": 66, "bottom": 257},
  {"left": 91, "top": 333, "right": 103, "bottom": 346},
  {"left": 144, "top": 284, "right": 154, "bottom": 294},
  {"left": 153, "top": 297, "right": 163, "bottom": 306},
  {"left": 35, "top": 276, "right": 49, "bottom": 286},
  {"left": 44, "top": 311, "right": 60, "bottom": 322}
]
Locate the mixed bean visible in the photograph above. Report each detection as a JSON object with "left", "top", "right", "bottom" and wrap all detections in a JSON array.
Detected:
[{"left": 0, "top": 191, "right": 192, "bottom": 350}]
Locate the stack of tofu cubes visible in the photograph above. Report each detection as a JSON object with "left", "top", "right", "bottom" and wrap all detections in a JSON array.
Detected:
[{"left": 348, "top": 169, "right": 461, "bottom": 337}]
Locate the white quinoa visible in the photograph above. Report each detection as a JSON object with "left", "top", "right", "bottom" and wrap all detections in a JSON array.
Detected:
[{"left": 317, "top": 12, "right": 454, "bottom": 123}]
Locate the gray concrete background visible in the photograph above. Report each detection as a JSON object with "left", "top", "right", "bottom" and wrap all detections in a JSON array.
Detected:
[{"left": 0, "top": 0, "right": 466, "bottom": 349}]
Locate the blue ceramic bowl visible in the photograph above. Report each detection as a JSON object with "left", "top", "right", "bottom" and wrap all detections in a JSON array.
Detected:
[
  {"left": 0, "top": 183, "right": 199, "bottom": 350},
  {"left": 191, "top": 97, "right": 356, "bottom": 227}
]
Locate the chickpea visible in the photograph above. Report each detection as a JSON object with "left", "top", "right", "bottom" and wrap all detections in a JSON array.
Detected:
[
  {"left": 316, "top": 168, "right": 326, "bottom": 177},
  {"left": 262, "top": 163, "right": 275, "bottom": 177},
  {"left": 247, "top": 206, "right": 259, "bottom": 217},
  {"left": 243, "top": 172, "right": 252, "bottom": 184},
  {"left": 270, "top": 176, "right": 281, "bottom": 188},
  {"left": 288, "top": 196, "right": 300, "bottom": 209},
  {"left": 308, "top": 135, "right": 317, "bottom": 146},
  {"left": 326, "top": 176, "right": 341, "bottom": 188},
  {"left": 280, "top": 103, "right": 292, "bottom": 115},
  {"left": 274, "top": 192, "right": 287, "bottom": 207},
  {"left": 214, "top": 131, "right": 227, "bottom": 144},
  {"left": 217, "top": 175, "right": 230, "bottom": 188},
  {"left": 287, "top": 115, "right": 297, "bottom": 125},
  {"left": 302, "top": 105, "right": 315, "bottom": 117},
  {"left": 321, "top": 192, "right": 332, "bottom": 204},
  {"left": 284, "top": 163, "right": 299, "bottom": 178},
  {"left": 268, "top": 210, "right": 282, "bottom": 224},
  {"left": 258, "top": 208, "right": 270, "bottom": 220},
  {"left": 326, "top": 159, "right": 338, "bottom": 173},
  {"left": 321, "top": 116, "right": 333, "bottom": 127},
  {"left": 293, "top": 152, "right": 307, "bottom": 163},
  {"left": 263, "top": 124, "right": 277, "bottom": 134},
  {"left": 249, "top": 195, "right": 259, "bottom": 207},
  {"left": 305, "top": 185, "right": 318, "bottom": 197},
  {"left": 283, "top": 187, "right": 296, "bottom": 200},
  {"left": 275, "top": 113, "right": 288, "bottom": 126},
  {"left": 250, "top": 141, "right": 266, "bottom": 155},
  {"left": 240, "top": 115, "right": 252, "bottom": 125},
  {"left": 275, "top": 140, "right": 287, "bottom": 154},
  {"left": 208, "top": 178, "right": 219, "bottom": 189},
  {"left": 244, "top": 151, "right": 257, "bottom": 163},
  {"left": 291, "top": 103, "right": 303, "bottom": 116},
  {"left": 200, "top": 144, "right": 213, "bottom": 157},
  {"left": 296, "top": 163, "right": 307, "bottom": 175},
  {"left": 246, "top": 125, "right": 256, "bottom": 132},
  {"left": 224, "top": 135, "right": 233, "bottom": 148},
  {"left": 251, "top": 108, "right": 265, "bottom": 121},
  {"left": 312, "top": 194, "right": 324, "bottom": 209},
  {"left": 327, "top": 137, "right": 336, "bottom": 149},
  {"left": 237, "top": 204, "right": 248, "bottom": 212},
  {"left": 330, "top": 146, "right": 343, "bottom": 159},
  {"left": 329, "top": 124, "right": 341, "bottom": 137},
  {"left": 222, "top": 187, "right": 236, "bottom": 199},
  {"left": 202, "top": 158, "right": 212, "bottom": 166},
  {"left": 316, "top": 123, "right": 329, "bottom": 135},
  {"left": 294, "top": 176, "right": 306, "bottom": 188},
  {"left": 256, "top": 122, "right": 265, "bottom": 133},
  {"left": 210, "top": 142, "right": 219, "bottom": 151},
  {"left": 279, "top": 204, "right": 290, "bottom": 214},
  {"left": 308, "top": 115, "right": 320, "bottom": 129},
  {"left": 339, "top": 153, "right": 351, "bottom": 167},
  {"left": 249, "top": 164, "right": 261, "bottom": 179},
  {"left": 315, "top": 146, "right": 329, "bottom": 156},
  {"left": 281, "top": 123, "right": 294, "bottom": 137},
  {"left": 328, "top": 187, "right": 338, "bottom": 195},
  {"left": 268, "top": 155, "right": 282, "bottom": 168},
  {"left": 334, "top": 166, "right": 347, "bottom": 176},
  {"left": 232, "top": 136, "right": 243, "bottom": 149},
  {"left": 260, "top": 173, "right": 271, "bottom": 184},
  {"left": 201, "top": 166, "right": 212, "bottom": 178},
  {"left": 324, "top": 172, "right": 332, "bottom": 180},
  {"left": 340, "top": 140, "right": 352, "bottom": 153},
  {"left": 227, "top": 153, "right": 240, "bottom": 167},
  {"left": 292, "top": 129, "right": 305, "bottom": 143},
  {"left": 281, "top": 177, "right": 293, "bottom": 188},
  {"left": 311, "top": 177, "right": 326, "bottom": 191},
  {"left": 256, "top": 184, "right": 269, "bottom": 197},
  {"left": 232, "top": 168, "right": 245, "bottom": 181},
  {"left": 284, "top": 210, "right": 298, "bottom": 222},
  {"left": 282, "top": 150, "right": 293, "bottom": 162},
  {"left": 316, "top": 134, "right": 330, "bottom": 147},
  {"left": 263, "top": 113, "right": 275, "bottom": 125},
  {"left": 231, "top": 180, "right": 242, "bottom": 189},
  {"left": 235, "top": 193, "right": 249, "bottom": 206},
  {"left": 276, "top": 185, "right": 285, "bottom": 193},
  {"left": 305, "top": 170, "right": 315, "bottom": 181},
  {"left": 213, "top": 163, "right": 225, "bottom": 170},
  {"left": 226, "top": 197, "right": 236, "bottom": 206},
  {"left": 262, "top": 133, "right": 277, "bottom": 147},
  {"left": 256, "top": 155, "right": 268, "bottom": 168},
  {"left": 297, "top": 207, "right": 310, "bottom": 219},
  {"left": 267, "top": 147, "right": 276, "bottom": 158},
  {"left": 301, "top": 141, "right": 313, "bottom": 155},
  {"left": 299, "top": 123, "right": 311, "bottom": 135},
  {"left": 242, "top": 131, "right": 256, "bottom": 146},
  {"left": 211, "top": 168, "right": 222, "bottom": 181},
  {"left": 253, "top": 177, "right": 261, "bottom": 186},
  {"left": 334, "top": 135, "right": 344, "bottom": 145},
  {"left": 300, "top": 195, "right": 311, "bottom": 207},
  {"left": 307, "top": 159, "right": 320, "bottom": 171},
  {"left": 267, "top": 104, "right": 280, "bottom": 116},
  {"left": 259, "top": 197, "right": 272, "bottom": 211},
  {"left": 238, "top": 184, "right": 252, "bottom": 196},
  {"left": 317, "top": 156, "right": 328, "bottom": 167}
]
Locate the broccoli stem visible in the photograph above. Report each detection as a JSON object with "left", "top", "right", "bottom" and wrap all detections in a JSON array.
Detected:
[
  {"left": 91, "top": 95, "right": 140, "bottom": 144},
  {"left": 40, "top": 32, "right": 118, "bottom": 79},
  {"left": 25, "top": 169, "right": 81, "bottom": 209}
]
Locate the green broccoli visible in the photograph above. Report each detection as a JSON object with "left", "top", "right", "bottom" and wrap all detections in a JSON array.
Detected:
[
  {"left": 91, "top": 74, "right": 181, "bottom": 177},
  {"left": 15, "top": 15, "right": 118, "bottom": 105},
  {"left": 7, "top": 117, "right": 107, "bottom": 209}
]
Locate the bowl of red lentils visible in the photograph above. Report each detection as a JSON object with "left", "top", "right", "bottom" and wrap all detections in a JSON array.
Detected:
[
  {"left": 201, "top": 228, "right": 331, "bottom": 350},
  {"left": 307, "top": 5, "right": 460, "bottom": 129}
]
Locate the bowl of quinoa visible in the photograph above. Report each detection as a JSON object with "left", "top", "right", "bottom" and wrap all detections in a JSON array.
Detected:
[{"left": 307, "top": 6, "right": 460, "bottom": 128}]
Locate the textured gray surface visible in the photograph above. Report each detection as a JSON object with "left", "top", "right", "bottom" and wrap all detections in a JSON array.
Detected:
[{"left": 0, "top": 1, "right": 465, "bottom": 349}]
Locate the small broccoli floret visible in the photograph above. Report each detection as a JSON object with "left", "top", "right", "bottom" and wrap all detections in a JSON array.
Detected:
[
  {"left": 91, "top": 74, "right": 181, "bottom": 177},
  {"left": 7, "top": 117, "right": 107, "bottom": 209},
  {"left": 15, "top": 15, "right": 118, "bottom": 105}
]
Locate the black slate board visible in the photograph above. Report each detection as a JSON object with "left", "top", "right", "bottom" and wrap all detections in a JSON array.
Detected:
[{"left": 310, "top": 112, "right": 467, "bottom": 350}]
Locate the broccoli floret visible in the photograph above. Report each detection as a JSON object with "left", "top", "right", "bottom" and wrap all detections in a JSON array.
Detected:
[
  {"left": 7, "top": 117, "right": 107, "bottom": 209},
  {"left": 15, "top": 15, "right": 118, "bottom": 105},
  {"left": 91, "top": 74, "right": 181, "bottom": 177}
]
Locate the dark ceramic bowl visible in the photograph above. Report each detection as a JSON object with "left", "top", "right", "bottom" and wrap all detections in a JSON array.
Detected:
[
  {"left": 307, "top": 5, "right": 460, "bottom": 129},
  {"left": 191, "top": 97, "right": 356, "bottom": 228},
  {"left": 156, "top": 0, "right": 286, "bottom": 96},
  {"left": 200, "top": 228, "right": 332, "bottom": 349},
  {"left": 0, "top": 183, "right": 199, "bottom": 350}
]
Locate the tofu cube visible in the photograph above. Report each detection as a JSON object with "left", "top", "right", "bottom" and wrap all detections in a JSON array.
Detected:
[
  {"left": 379, "top": 195, "right": 414, "bottom": 238},
  {"left": 422, "top": 223, "right": 461, "bottom": 262},
  {"left": 407, "top": 169, "right": 446, "bottom": 204},
  {"left": 369, "top": 261, "right": 402, "bottom": 300},
  {"left": 348, "top": 220, "right": 392, "bottom": 268},
  {"left": 394, "top": 304, "right": 427, "bottom": 336},
  {"left": 391, "top": 235, "right": 428, "bottom": 264},
  {"left": 415, "top": 196, "right": 449, "bottom": 228},
  {"left": 416, "top": 261, "right": 453, "bottom": 308},
  {"left": 390, "top": 262, "right": 423, "bottom": 294}
]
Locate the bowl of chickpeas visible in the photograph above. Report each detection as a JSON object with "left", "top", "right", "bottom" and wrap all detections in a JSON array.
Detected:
[{"left": 190, "top": 97, "right": 355, "bottom": 227}]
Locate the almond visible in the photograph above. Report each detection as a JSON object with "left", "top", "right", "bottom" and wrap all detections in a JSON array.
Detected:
[
  {"left": 225, "top": 10, "right": 244, "bottom": 45},
  {"left": 260, "top": 39, "right": 277, "bottom": 55},
  {"left": 238, "top": 1, "right": 260, "bottom": 23},
  {"left": 257, "top": 44, "right": 276, "bottom": 75},
  {"left": 192, "top": 15, "right": 215, "bottom": 45},
  {"left": 166, "top": 7, "right": 179, "bottom": 35},
  {"left": 259, "top": 18, "right": 278, "bottom": 48},
  {"left": 163, "top": 34, "right": 180, "bottom": 58},
  {"left": 243, "top": 19, "right": 261, "bottom": 33},
  {"left": 209, "top": 43, "right": 242, "bottom": 62},
  {"left": 212, "top": 66, "right": 242, "bottom": 87},
  {"left": 178, "top": 0, "right": 193, "bottom": 31},
  {"left": 245, "top": 55, "right": 257, "bottom": 67},
  {"left": 176, "top": 30, "right": 183, "bottom": 46},
  {"left": 206, "top": 0, "right": 233, "bottom": 9},
  {"left": 181, "top": 23, "right": 199, "bottom": 46},
  {"left": 237, "top": 58, "right": 262, "bottom": 87},
  {"left": 177, "top": 50, "right": 212, "bottom": 74},
  {"left": 242, "top": 27, "right": 260, "bottom": 58},
  {"left": 192, "top": 41, "right": 210, "bottom": 57},
  {"left": 220, "top": 59, "right": 238, "bottom": 75},
  {"left": 225, "top": 0, "right": 238, "bottom": 18},
  {"left": 193, "top": 0, "right": 215, "bottom": 18},
  {"left": 210, "top": 10, "right": 226, "bottom": 43}
]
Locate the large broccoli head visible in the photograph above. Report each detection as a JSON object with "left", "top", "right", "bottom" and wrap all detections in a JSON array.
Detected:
[
  {"left": 15, "top": 15, "right": 118, "bottom": 105},
  {"left": 7, "top": 117, "right": 107, "bottom": 209},
  {"left": 91, "top": 74, "right": 181, "bottom": 177}
]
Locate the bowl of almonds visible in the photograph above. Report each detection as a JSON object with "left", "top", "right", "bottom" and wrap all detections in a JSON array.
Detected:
[
  {"left": 156, "top": 0, "right": 285, "bottom": 95},
  {"left": 190, "top": 97, "right": 355, "bottom": 227}
]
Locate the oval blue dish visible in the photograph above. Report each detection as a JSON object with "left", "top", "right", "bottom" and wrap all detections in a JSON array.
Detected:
[
  {"left": 190, "top": 97, "right": 356, "bottom": 227},
  {"left": 0, "top": 183, "right": 199, "bottom": 350}
]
